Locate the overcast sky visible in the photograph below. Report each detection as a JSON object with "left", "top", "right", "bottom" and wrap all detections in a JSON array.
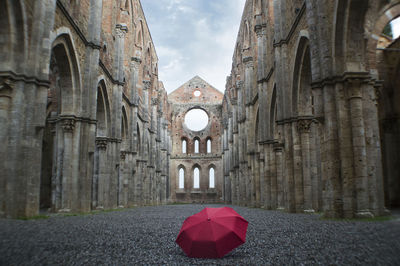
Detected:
[
  {"left": 141, "top": 1, "right": 400, "bottom": 95},
  {"left": 141, "top": 0, "right": 246, "bottom": 94}
]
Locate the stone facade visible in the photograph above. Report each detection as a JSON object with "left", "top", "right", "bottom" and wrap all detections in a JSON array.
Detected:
[
  {"left": 1, "top": 0, "right": 399, "bottom": 220},
  {"left": 169, "top": 76, "right": 224, "bottom": 203},
  {"left": 222, "top": 0, "right": 400, "bottom": 218},
  {"left": 0, "top": 0, "right": 170, "bottom": 218}
]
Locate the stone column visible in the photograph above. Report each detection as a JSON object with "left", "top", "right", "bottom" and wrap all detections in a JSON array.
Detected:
[
  {"left": 59, "top": 118, "right": 75, "bottom": 212},
  {"left": 262, "top": 143, "right": 271, "bottom": 209},
  {"left": 274, "top": 143, "right": 285, "bottom": 210},
  {"left": 298, "top": 119, "right": 314, "bottom": 213},
  {"left": 94, "top": 137, "right": 107, "bottom": 209},
  {"left": 346, "top": 79, "right": 372, "bottom": 218},
  {"left": 292, "top": 121, "right": 303, "bottom": 212},
  {"left": 269, "top": 142, "right": 277, "bottom": 209},
  {"left": 321, "top": 83, "right": 342, "bottom": 217},
  {"left": 113, "top": 24, "right": 128, "bottom": 138},
  {"left": 118, "top": 151, "right": 127, "bottom": 207}
]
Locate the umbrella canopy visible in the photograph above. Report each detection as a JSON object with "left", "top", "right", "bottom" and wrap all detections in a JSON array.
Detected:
[{"left": 176, "top": 207, "right": 249, "bottom": 258}]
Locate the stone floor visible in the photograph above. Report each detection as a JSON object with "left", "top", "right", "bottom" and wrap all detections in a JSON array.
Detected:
[{"left": 0, "top": 204, "right": 399, "bottom": 265}]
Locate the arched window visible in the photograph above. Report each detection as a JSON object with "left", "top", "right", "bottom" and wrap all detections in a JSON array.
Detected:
[
  {"left": 182, "top": 139, "right": 187, "bottom": 153},
  {"left": 209, "top": 167, "right": 215, "bottom": 188},
  {"left": 193, "top": 167, "right": 200, "bottom": 188},
  {"left": 194, "top": 139, "right": 199, "bottom": 153},
  {"left": 207, "top": 139, "right": 211, "bottom": 153},
  {"left": 179, "top": 168, "right": 184, "bottom": 189}
]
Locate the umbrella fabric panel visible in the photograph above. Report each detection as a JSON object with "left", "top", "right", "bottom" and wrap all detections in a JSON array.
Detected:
[{"left": 176, "top": 207, "right": 249, "bottom": 258}]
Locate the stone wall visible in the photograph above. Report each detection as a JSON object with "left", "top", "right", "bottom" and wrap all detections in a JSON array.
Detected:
[
  {"left": 0, "top": 0, "right": 170, "bottom": 218},
  {"left": 222, "top": 0, "right": 400, "bottom": 218},
  {"left": 169, "top": 76, "right": 224, "bottom": 203}
]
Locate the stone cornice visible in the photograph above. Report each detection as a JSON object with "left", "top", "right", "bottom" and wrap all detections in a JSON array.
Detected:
[
  {"left": 0, "top": 71, "right": 50, "bottom": 87},
  {"left": 273, "top": 2, "right": 306, "bottom": 47},
  {"left": 171, "top": 154, "right": 222, "bottom": 160},
  {"left": 258, "top": 67, "right": 274, "bottom": 84},
  {"left": 259, "top": 139, "right": 278, "bottom": 145},
  {"left": 50, "top": 114, "right": 97, "bottom": 125},
  {"left": 276, "top": 115, "right": 314, "bottom": 125},
  {"left": 311, "top": 72, "right": 373, "bottom": 89},
  {"left": 99, "top": 60, "right": 124, "bottom": 85}
]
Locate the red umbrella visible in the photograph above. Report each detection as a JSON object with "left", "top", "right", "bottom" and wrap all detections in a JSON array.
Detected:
[{"left": 176, "top": 207, "right": 249, "bottom": 258}]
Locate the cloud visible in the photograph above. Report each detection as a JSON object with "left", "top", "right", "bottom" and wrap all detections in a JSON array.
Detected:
[{"left": 141, "top": 0, "right": 246, "bottom": 93}]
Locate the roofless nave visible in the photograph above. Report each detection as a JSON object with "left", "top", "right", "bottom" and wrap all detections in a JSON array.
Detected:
[{"left": 1, "top": 0, "right": 399, "bottom": 219}]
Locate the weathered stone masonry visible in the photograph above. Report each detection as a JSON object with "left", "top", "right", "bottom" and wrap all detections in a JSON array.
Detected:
[
  {"left": 169, "top": 76, "right": 224, "bottom": 203},
  {"left": 1, "top": 0, "right": 399, "bottom": 220},
  {"left": 222, "top": 0, "right": 400, "bottom": 218},
  {"left": 0, "top": 0, "right": 171, "bottom": 218}
]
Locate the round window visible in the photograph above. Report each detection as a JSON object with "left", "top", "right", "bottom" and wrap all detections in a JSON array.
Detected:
[
  {"left": 193, "top": 90, "right": 201, "bottom": 97},
  {"left": 184, "top": 108, "right": 209, "bottom": 131}
]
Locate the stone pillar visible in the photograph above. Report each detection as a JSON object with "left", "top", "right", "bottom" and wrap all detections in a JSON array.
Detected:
[
  {"left": 274, "top": 143, "right": 285, "bottom": 210},
  {"left": 284, "top": 122, "right": 295, "bottom": 212},
  {"left": 262, "top": 144, "right": 270, "bottom": 209},
  {"left": 94, "top": 137, "right": 107, "bottom": 209},
  {"left": 59, "top": 118, "right": 75, "bottom": 212},
  {"left": 292, "top": 121, "right": 304, "bottom": 212},
  {"left": 346, "top": 79, "right": 372, "bottom": 218},
  {"left": 298, "top": 119, "right": 314, "bottom": 213},
  {"left": 118, "top": 151, "right": 127, "bottom": 207},
  {"left": 269, "top": 142, "right": 277, "bottom": 209}
]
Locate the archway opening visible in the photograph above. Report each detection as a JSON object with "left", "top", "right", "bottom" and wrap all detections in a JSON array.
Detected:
[
  {"left": 179, "top": 168, "right": 185, "bottom": 189},
  {"left": 193, "top": 167, "right": 200, "bottom": 189},
  {"left": 376, "top": 16, "right": 400, "bottom": 208},
  {"left": 209, "top": 167, "right": 215, "bottom": 189}
]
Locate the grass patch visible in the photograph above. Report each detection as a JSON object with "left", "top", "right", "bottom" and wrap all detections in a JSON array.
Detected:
[
  {"left": 17, "top": 215, "right": 49, "bottom": 220},
  {"left": 321, "top": 215, "right": 394, "bottom": 222},
  {"left": 167, "top": 202, "right": 191, "bottom": 205},
  {"left": 60, "top": 207, "right": 134, "bottom": 217}
]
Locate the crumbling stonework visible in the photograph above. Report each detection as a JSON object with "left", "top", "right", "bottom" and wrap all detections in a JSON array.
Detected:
[
  {"left": 0, "top": 0, "right": 170, "bottom": 218},
  {"left": 222, "top": 0, "right": 400, "bottom": 218},
  {"left": 169, "top": 76, "right": 224, "bottom": 203},
  {"left": 1, "top": 0, "right": 399, "bottom": 220}
]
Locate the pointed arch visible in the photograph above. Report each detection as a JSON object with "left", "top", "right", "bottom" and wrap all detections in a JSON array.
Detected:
[
  {"left": 333, "top": 0, "right": 369, "bottom": 73},
  {"left": 255, "top": 107, "right": 260, "bottom": 145},
  {"left": 208, "top": 165, "right": 216, "bottom": 189},
  {"left": 206, "top": 137, "right": 212, "bottom": 153},
  {"left": 96, "top": 80, "right": 111, "bottom": 137},
  {"left": 50, "top": 32, "right": 82, "bottom": 114},
  {"left": 121, "top": 106, "right": 128, "bottom": 141},
  {"left": 181, "top": 137, "right": 187, "bottom": 154},
  {"left": 194, "top": 137, "right": 200, "bottom": 154},
  {"left": 270, "top": 84, "right": 277, "bottom": 138},
  {"left": 136, "top": 122, "right": 141, "bottom": 154},
  {"left": 292, "top": 33, "right": 313, "bottom": 116},
  {"left": 0, "top": 0, "right": 27, "bottom": 72},
  {"left": 178, "top": 165, "right": 185, "bottom": 189},
  {"left": 193, "top": 164, "right": 201, "bottom": 189}
]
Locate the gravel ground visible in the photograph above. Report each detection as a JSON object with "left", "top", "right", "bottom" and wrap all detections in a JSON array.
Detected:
[{"left": 1, "top": 204, "right": 399, "bottom": 265}]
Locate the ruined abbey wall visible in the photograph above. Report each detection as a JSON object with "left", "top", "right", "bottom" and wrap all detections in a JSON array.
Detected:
[
  {"left": 169, "top": 76, "right": 224, "bottom": 203},
  {"left": 222, "top": 0, "right": 400, "bottom": 218},
  {"left": 1, "top": 0, "right": 399, "bottom": 219},
  {"left": 0, "top": 0, "right": 170, "bottom": 218}
]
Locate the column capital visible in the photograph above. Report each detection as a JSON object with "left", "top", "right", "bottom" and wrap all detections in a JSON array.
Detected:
[
  {"left": 96, "top": 137, "right": 108, "bottom": 150},
  {"left": 61, "top": 118, "right": 75, "bottom": 132},
  {"left": 115, "top": 23, "right": 128, "bottom": 38},
  {"left": 242, "top": 56, "right": 253, "bottom": 67},
  {"left": 131, "top": 56, "right": 142, "bottom": 65},
  {"left": 297, "top": 119, "right": 312, "bottom": 133},
  {"left": 143, "top": 80, "right": 151, "bottom": 90},
  {"left": 236, "top": 81, "right": 243, "bottom": 90}
]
